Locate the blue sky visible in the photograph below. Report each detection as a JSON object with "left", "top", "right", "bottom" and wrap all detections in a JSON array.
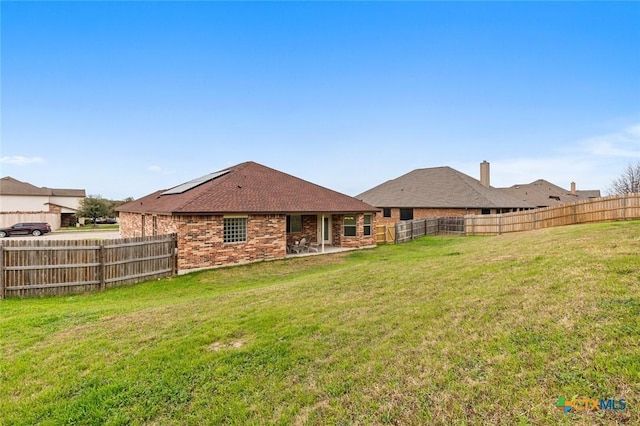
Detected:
[{"left": 2, "top": 1, "right": 639, "bottom": 200}]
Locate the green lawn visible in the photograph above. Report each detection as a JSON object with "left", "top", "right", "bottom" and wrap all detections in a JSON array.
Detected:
[
  {"left": 58, "top": 224, "right": 119, "bottom": 232},
  {"left": 1, "top": 221, "right": 638, "bottom": 425}
]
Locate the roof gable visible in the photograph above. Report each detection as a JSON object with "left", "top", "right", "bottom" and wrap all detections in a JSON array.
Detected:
[
  {"left": 0, "top": 176, "right": 86, "bottom": 197},
  {"left": 117, "top": 161, "right": 377, "bottom": 215},
  {"left": 0, "top": 177, "right": 50, "bottom": 196},
  {"left": 357, "top": 167, "right": 533, "bottom": 209}
]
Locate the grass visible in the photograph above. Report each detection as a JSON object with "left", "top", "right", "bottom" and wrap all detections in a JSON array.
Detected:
[
  {"left": 57, "top": 224, "right": 119, "bottom": 232},
  {"left": 1, "top": 221, "right": 638, "bottom": 425}
]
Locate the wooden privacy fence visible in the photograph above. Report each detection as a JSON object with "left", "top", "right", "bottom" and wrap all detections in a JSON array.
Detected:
[
  {"left": 395, "top": 217, "right": 465, "bottom": 244},
  {"left": 465, "top": 193, "right": 640, "bottom": 235},
  {"left": 0, "top": 234, "right": 177, "bottom": 298}
]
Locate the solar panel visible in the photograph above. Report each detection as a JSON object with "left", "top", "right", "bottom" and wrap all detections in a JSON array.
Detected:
[{"left": 162, "top": 170, "right": 230, "bottom": 195}]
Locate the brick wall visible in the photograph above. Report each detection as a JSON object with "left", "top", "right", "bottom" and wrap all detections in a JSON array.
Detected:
[
  {"left": 120, "top": 211, "right": 374, "bottom": 271},
  {"left": 413, "top": 208, "right": 481, "bottom": 219},
  {"left": 301, "top": 215, "right": 317, "bottom": 242},
  {"left": 286, "top": 214, "right": 317, "bottom": 245},
  {"left": 375, "top": 207, "right": 481, "bottom": 225},
  {"left": 48, "top": 204, "right": 62, "bottom": 214},
  {"left": 119, "top": 212, "right": 178, "bottom": 238},
  {"left": 375, "top": 208, "right": 401, "bottom": 226},
  {"left": 175, "top": 214, "right": 286, "bottom": 270},
  {"left": 119, "top": 212, "right": 142, "bottom": 237},
  {"left": 331, "top": 213, "right": 376, "bottom": 248}
]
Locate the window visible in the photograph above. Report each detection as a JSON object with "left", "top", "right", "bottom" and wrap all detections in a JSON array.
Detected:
[
  {"left": 400, "top": 208, "right": 413, "bottom": 221},
  {"left": 481, "top": 209, "right": 491, "bottom": 215},
  {"left": 383, "top": 208, "right": 391, "bottom": 218},
  {"left": 286, "top": 215, "right": 302, "bottom": 233},
  {"left": 224, "top": 217, "right": 247, "bottom": 243},
  {"left": 343, "top": 215, "right": 357, "bottom": 237},
  {"left": 364, "top": 214, "right": 372, "bottom": 236}
]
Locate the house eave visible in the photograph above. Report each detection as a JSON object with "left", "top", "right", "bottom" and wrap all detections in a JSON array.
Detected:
[
  {"left": 171, "top": 209, "right": 380, "bottom": 216},
  {"left": 372, "top": 204, "right": 533, "bottom": 209}
]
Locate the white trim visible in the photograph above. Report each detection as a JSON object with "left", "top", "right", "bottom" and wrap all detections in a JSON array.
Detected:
[
  {"left": 321, "top": 214, "right": 325, "bottom": 253},
  {"left": 318, "top": 214, "right": 332, "bottom": 247}
]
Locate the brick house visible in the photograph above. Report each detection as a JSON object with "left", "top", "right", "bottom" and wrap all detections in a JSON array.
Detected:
[
  {"left": 501, "top": 179, "right": 601, "bottom": 208},
  {"left": 356, "top": 162, "right": 533, "bottom": 226},
  {"left": 116, "top": 161, "right": 378, "bottom": 271},
  {"left": 0, "top": 176, "right": 86, "bottom": 229}
]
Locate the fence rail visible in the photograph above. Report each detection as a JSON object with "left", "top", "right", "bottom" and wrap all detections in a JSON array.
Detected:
[
  {"left": 465, "top": 193, "right": 640, "bottom": 235},
  {"left": 0, "top": 234, "right": 177, "bottom": 298}
]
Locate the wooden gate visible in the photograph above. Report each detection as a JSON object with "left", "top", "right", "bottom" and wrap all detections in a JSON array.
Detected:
[{"left": 376, "top": 225, "right": 396, "bottom": 244}]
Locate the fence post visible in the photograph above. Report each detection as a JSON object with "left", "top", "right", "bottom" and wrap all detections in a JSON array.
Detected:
[
  {"left": 622, "top": 194, "right": 627, "bottom": 219},
  {"left": 498, "top": 215, "right": 502, "bottom": 235},
  {"left": 0, "top": 245, "right": 4, "bottom": 299},
  {"left": 394, "top": 223, "right": 399, "bottom": 244},
  {"left": 99, "top": 244, "right": 106, "bottom": 290},
  {"left": 532, "top": 211, "right": 536, "bottom": 230},
  {"left": 172, "top": 234, "right": 178, "bottom": 276}
]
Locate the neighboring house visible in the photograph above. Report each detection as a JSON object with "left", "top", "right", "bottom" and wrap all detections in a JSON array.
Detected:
[
  {"left": 500, "top": 179, "right": 601, "bottom": 208},
  {"left": 116, "top": 161, "right": 378, "bottom": 271},
  {"left": 0, "top": 176, "right": 86, "bottom": 229},
  {"left": 356, "top": 161, "right": 534, "bottom": 226}
]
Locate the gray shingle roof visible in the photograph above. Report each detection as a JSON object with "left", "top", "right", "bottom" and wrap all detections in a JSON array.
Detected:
[
  {"left": 0, "top": 176, "right": 86, "bottom": 197},
  {"left": 500, "top": 179, "right": 601, "bottom": 207},
  {"left": 356, "top": 166, "right": 534, "bottom": 209},
  {"left": 117, "top": 161, "right": 377, "bottom": 215}
]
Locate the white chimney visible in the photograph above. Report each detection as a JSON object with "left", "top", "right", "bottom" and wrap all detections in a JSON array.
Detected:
[{"left": 480, "top": 161, "right": 490, "bottom": 187}]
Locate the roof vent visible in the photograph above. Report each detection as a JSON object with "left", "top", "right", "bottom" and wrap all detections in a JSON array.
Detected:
[{"left": 162, "top": 170, "right": 230, "bottom": 195}]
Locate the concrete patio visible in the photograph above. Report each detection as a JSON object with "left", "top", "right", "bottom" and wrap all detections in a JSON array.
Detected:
[{"left": 285, "top": 244, "right": 376, "bottom": 258}]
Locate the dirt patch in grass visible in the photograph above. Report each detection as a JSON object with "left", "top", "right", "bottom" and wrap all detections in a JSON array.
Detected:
[{"left": 207, "top": 340, "right": 245, "bottom": 352}]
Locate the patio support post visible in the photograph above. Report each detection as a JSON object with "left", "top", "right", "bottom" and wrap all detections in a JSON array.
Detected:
[{"left": 321, "top": 214, "right": 325, "bottom": 253}]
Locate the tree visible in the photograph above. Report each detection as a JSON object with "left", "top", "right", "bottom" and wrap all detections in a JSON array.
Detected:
[
  {"left": 109, "top": 197, "right": 134, "bottom": 217},
  {"left": 76, "top": 195, "right": 111, "bottom": 227},
  {"left": 609, "top": 162, "right": 640, "bottom": 195}
]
